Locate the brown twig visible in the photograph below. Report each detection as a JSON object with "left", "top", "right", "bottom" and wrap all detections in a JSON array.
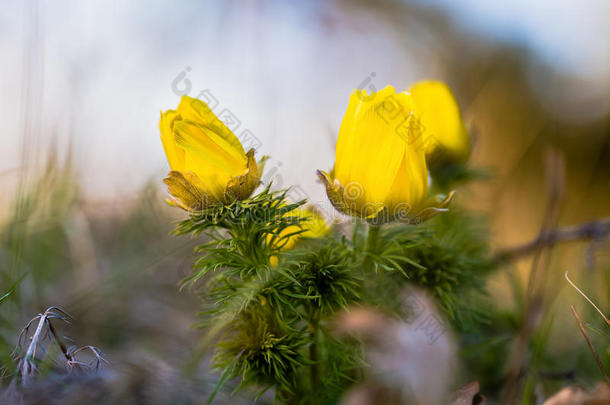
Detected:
[
  {"left": 570, "top": 305, "right": 610, "bottom": 387},
  {"left": 494, "top": 217, "right": 610, "bottom": 263}
]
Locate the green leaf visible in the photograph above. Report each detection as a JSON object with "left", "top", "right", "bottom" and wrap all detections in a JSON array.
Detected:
[{"left": 206, "top": 351, "right": 242, "bottom": 405}]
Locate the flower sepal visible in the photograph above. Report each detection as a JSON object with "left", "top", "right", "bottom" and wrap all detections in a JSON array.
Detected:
[
  {"left": 225, "top": 149, "right": 266, "bottom": 201},
  {"left": 163, "top": 171, "right": 219, "bottom": 212},
  {"left": 318, "top": 169, "right": 454, "bottom": 225}
]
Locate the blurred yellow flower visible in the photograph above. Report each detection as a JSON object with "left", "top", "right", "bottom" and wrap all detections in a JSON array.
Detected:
[
  {"left": 409, "top": 80, "right": 470, "bottom": 165},
  {"left": 160, "top": 95, "right": 265, "bottom": 210},
  {"left": 318, "top": 85, "right": 453, "bottom": 224},
  {"left": 269, "top": 207, "right": 330, "bottom": 266}
]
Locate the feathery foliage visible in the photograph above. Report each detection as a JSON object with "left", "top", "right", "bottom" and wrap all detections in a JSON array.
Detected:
[{"left": 175, "top": 181, "right": 500, "bottom": 403}]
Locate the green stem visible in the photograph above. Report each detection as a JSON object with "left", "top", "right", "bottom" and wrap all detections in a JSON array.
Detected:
[
  {"left": 308, "top": 313, "right": 320, "bottom": 394},
  {"left": 364, "top": 224, "right": 381, "bottom": 271}
]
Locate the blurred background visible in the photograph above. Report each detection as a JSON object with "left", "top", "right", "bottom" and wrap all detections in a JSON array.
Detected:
[{"left": 0, "top": 0, "right": 608, "bottom": 403}]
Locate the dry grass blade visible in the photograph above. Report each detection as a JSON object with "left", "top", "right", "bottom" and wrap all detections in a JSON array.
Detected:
[
  {"left": 565, "top": 271, "right": 610, "bottom": 327},
  {"left": 570, "top": 305, "right": 610, "bottom": 388}
]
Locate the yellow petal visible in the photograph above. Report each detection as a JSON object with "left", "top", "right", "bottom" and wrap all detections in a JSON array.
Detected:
[
  {"left": 183, "top": 150, "right": 231, "bottom": 202},
  {"left": 409, "top": 80, "right": 470, "bottom": 163},
  {"left": 321, "top": 85, "right": 456, "bottom": 224},
  {"left": 173, "top": 120, "right": 247, "bottom": 178},
  {"left": 405, "top": 144, "right": 429, "bottom": 205},
  {"left": 335, "top": 86, "right": 415, "bottom": 205},
  {"left": 386, "top": 154, "right": 412, "bottom": 215},
  {"left": 300, "top": 207, "right": 330, "bottom": 239},
  {"left": 269, "top": 206, "right": 330, "bottom": 256},
  {"left": 161, "top": 95, "right": 263, "bottom": 209},
  {"left": 334, "top": 90, "right": 365, "bottom": 185},
  {"left": 176, "top": 95, "right": 245, "bottom": 158},
  {"left": 385, "top": 144, "right": 429, "bottom": 218},
  {"left": 159, "top": 110, "right": 185, "bottom": 171}
]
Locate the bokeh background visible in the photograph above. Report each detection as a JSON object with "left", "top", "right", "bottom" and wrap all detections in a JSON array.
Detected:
[{"left": 0, "top": 0, "right": 609, "bottom": 403}]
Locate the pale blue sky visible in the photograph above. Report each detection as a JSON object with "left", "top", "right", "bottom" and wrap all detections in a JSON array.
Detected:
[{"left": 0, "top": 0, "right": 607, "bottom": 210}]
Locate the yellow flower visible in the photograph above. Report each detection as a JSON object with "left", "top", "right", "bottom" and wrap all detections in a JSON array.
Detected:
[
  {"left": 318, "top": 86, "right": 453, "bottom": 224},
  {"left": 160, "top": 95, "right": 266, "bottom": 210},
  {"left": 278, "top": 207, "right": 330, "bottom": 250},
  {"left": 269, "top": 207, "right": 330, "bottom": 266},
  {"left": 409, "top": 80, "right": 470, "bottom": 165}
]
